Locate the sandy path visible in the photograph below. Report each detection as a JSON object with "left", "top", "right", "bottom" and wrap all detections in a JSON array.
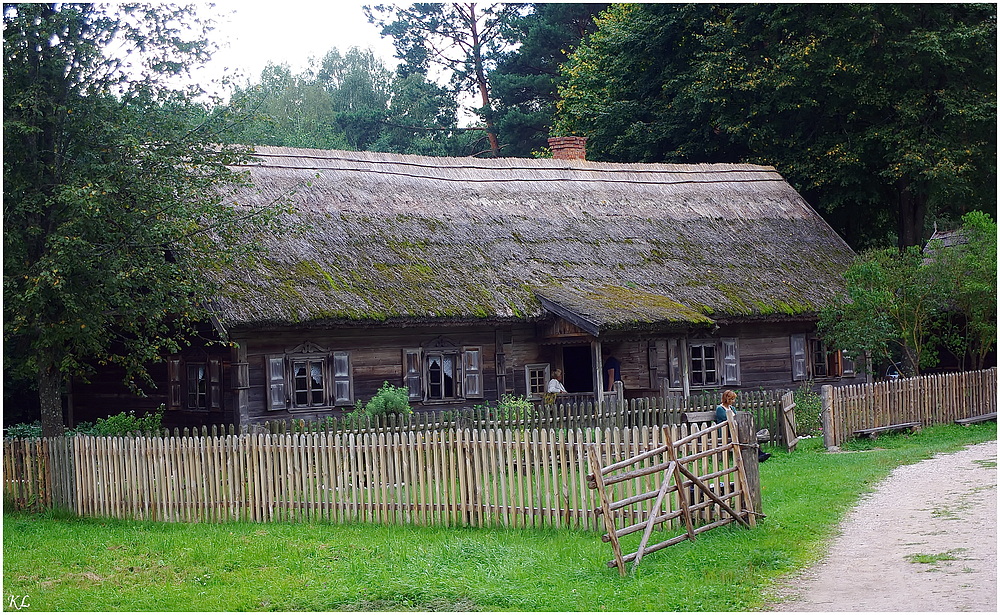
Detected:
[{"left": 769, "top": 440, "right": 997, "bottom": 612}]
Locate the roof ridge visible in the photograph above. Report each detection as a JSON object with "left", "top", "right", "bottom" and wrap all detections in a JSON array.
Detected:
[{"left": 248, "top": 147, "right": 778, "bottom": 176}]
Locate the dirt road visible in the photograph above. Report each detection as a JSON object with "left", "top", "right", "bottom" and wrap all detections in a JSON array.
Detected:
[{"left": 769, "top": 439, "right": 997, "bottom": 612}]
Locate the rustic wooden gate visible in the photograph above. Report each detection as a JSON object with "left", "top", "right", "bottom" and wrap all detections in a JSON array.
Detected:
[{"left": 586, "top": 411, "right": 760, "bottom": 575}]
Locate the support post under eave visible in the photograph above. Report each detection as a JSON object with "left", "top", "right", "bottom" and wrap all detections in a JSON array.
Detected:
[
  {"left": 592, "top": 338, "right": 604, "bottom": 404},
  {"left": 681, "top": 335, "right": 691, "bottom": 398}
]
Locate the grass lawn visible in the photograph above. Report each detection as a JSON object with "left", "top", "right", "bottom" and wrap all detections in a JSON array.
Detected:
[{"left": 3, "top": 422, "right": 995, "bottom": 612}]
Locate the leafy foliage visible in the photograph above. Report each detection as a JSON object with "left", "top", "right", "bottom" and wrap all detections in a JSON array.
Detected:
[
  {"left": 473, "top": 394, "right": 536, "bottom": 422},
  {"left": 490, "top": 3, "right": 608, "bottom": 157},
  {"left": 345, "top": 381, "right": 413, "bottom": 425},
  {"left": 90, "top": 408, "right": 164, "bottom": 437},
  {"left": 4, "top": 408, "right": 162, "bottom": 439},
  {"left": 819, "top": 246, "right": 945, "bottom": 375},
  {"left": 557, "top": 4, "right": 997, "bottom": 250},
  {"left": 792, "top": 385, "right": 822, "bottom": 437},
  {"left": 819, "top": 212, "right": 997, "bottom": 375},
  {"left": 923, "top": 211, "right": 998, "bottom": 370},
  {"left": 3, "top": 4, "right": 281, "bottom": 435},
  {"left": 221, "top": 47, "right": 472, "bottom": 156}
]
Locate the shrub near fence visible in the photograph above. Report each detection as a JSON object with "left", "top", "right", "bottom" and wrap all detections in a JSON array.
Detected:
[
  {"left": 822, "top": 367, "right": 997, "bottom": 448},
  {"left": 6, "top": 423, "right": 746, "bottom": 533}
]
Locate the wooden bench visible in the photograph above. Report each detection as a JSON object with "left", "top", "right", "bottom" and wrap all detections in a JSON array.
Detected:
[
  {"left": 853, "top": 421, "right": 922, "bottom": 439},
  {"left": 954, "top": 411, "right": 997, "bottom": 426},
  {"left": 680, "top": 411, "right": 717, "bottom": 424},
  {"left": 680, "top": 411, "right": 772, "bottom": 442}
]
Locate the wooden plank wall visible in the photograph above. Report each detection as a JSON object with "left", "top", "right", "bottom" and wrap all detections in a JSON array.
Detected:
[
  {"left": 6, "top": 424, "right": 749, "bottom": 532},
  {"left": 822, "top": 367, "right": 997, "bottom": 448}
]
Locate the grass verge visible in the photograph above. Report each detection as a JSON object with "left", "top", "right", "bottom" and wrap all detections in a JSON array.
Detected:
[{"left": 3, "top": 422, "right": 995, "bottom": 611}]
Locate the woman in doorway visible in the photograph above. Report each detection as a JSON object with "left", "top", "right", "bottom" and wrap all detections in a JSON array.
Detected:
[
  {"left": 547, "top": 368, "right": 568, "bottom": 394},
  {"left": 715, "top": 390, "right": 771, "bottom": 463}
]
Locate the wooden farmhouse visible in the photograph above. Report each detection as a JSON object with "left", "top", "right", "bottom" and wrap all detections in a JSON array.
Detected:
[{"left": 71, "top": 138, "right": 866, "bottom": 429}]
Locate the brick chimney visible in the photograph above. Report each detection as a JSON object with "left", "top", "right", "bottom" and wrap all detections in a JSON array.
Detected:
[{"left": 548, "top": 136, "right": 587, "bottom": 161}]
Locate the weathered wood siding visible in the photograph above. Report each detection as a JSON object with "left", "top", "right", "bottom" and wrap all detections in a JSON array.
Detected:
[{"left": 235, "top": 324, "right": 504, "bottom": 425}]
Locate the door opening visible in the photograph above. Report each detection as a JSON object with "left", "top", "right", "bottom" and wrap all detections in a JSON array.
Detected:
[{"left": 562, "top": 346, "right": 594, "bottom": 393}]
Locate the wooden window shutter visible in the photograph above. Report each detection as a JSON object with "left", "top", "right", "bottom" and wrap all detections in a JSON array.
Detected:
[
  {"left": 463, "top": 347, "right": 483, "bottom": 398},
  {"left": 266, "top": 355, "right": 288, "bottom": 411},
  {"left": 841, "top": 351, "right": 856, "bottom": 377},
  {"left": 828, "top": 348, "right": 843, "bottom": 378},
  {"left": 167, "top": 356, "right": 182, "bottom": 411},
  {"left": 667, "top": 338, "right": 683, "bottom": 389},
  {"left": 403, "top": 349, "right": 422, "bottom": 401},
  {"left": 208, "top": 359, "right": 222, "bottom": 409},
  {"left": 791, "top": 334, "right": 808, "bottom": 381},
  {"left": 721, "top": 338, "right": 740, "bottom": 385},
  {"left": 333, "top": 351, "right": 352, "bottom": 405}
]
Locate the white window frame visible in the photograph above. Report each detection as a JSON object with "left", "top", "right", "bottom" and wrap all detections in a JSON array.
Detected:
[
  {"left": 525, "top": 363, "right": 551, "bottom": 401},
  {"left": 689, "top": 341, "right": 719, "bottom": 387}
]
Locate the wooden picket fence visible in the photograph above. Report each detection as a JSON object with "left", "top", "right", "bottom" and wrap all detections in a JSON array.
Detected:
[
  {"left": 4, "top": 422, "right": 757, "bottom": 533},
  {"left": 822, "top": 367, "right": 997, "bottom": 448}
]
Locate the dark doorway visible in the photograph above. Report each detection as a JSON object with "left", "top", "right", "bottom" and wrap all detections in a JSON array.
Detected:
[{"left": 562, "top": 346, "right": 593, "bottom": 393}]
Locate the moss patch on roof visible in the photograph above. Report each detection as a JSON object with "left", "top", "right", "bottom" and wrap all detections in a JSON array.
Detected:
[{"left": 584, "top": 284, "right": 714, "bottom": 326}]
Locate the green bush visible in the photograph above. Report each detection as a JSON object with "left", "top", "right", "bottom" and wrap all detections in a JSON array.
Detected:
[
  {"left": 91, "top": 408, "right": 164, "bottom": 437},
  {"left": 4, "top": 407, "right": 163, "bottom": 439},
  {"left": 344, "top": 382, "right": 413, "bottom": 425},
  {"left": 474, "top": 394, "right": 535, "bottom": 422},
  {"left": 364, "top": 382, "right": 412, "bottom": 417},
  {"left": 4, "top": 420, "right": 42, "bottom": 439},
  {"left": 793, "top": 384, "right": 823, "bottom": 436}
]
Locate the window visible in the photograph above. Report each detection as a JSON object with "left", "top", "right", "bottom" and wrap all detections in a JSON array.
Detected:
[
  {"left": 402, "top": 344, "right": 483, "bottom": 403},
  {"left": 292, "top": 358, "right": 326, "bottom": 408},
  {"left": 791, "top": 334, "right": 852, "bottom": 380},
  {"left": 689, "top": 342, "right": 717, "bottom": 386},
  {"left": 525, "top": 363, "right": 550, "bottom": 400},
  {"left": 265, "top": 348, "right": 353, "bottom": 411},
  {"left": 187, "top": 363, "right": 207, "bottom": 409},
  {"left": 665, "top": 338, "right": 740, "bottom": 390},
  {"left": 426, "top": 351, "right": 457, "bottom": 400},
  {"left": 167, "top": 357, "right": 221, "bottom": 411}
]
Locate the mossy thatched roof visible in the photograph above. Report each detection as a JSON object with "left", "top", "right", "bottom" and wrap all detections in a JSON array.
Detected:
[{"left": 212, "top": 146, "right": 855, "bottom": 333}]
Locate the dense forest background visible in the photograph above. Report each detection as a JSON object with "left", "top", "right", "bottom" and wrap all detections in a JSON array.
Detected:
[{"left": 219, "top": 2, "right": 996, "bottom": 252}]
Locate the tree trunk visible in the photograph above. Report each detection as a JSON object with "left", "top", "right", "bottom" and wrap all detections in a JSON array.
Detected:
[
  {"left": 896, "top": 180, "right": 928, "bottom": 249},
  {"left": 38, "top": 365, "right": 64, "bottom": 437},
  {"left": 467, "top": 3, "right": 501, "bottom": 156}
]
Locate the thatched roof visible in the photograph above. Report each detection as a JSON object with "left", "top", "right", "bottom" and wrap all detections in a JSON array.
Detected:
[{"left": 212, "top": 146, "right": 855, "bottom": 333}]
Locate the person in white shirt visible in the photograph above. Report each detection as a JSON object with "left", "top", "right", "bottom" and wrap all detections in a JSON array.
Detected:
[{"left": 547, "top": 369, "right": 568, "bottom": 394}]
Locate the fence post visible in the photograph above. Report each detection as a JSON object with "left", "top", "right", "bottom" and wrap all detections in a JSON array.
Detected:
[
  {"left": 821, "top": 385, "right": 836, "bottom": 450},
  {"left": 732, "top": 412, "right": 761, "bottom": 522}
]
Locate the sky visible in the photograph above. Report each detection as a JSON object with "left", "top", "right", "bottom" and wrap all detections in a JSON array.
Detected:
[{"left": 195, "top": 2, "right": 398, "bottom": 92}]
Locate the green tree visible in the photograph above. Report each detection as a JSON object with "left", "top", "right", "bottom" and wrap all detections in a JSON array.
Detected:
[
  {"left": 490, "top": 3, "right": 607, "bottom": 157},
  {"left": 557, "top": 3, "right": 997, "bottom": 250},
  {"left": 925, "top": 212, "right": 997, "bottom": 370},
  {"left": 225, "top": 61, "right": 350, "bottom": 150},
  {"left": 365, "top": 2, "right": 525, "bottom": 156},
  {"left": 3, "top": 3, "right": 278, "bottom": 436},
  {"left": 818, "top": 247, "right": 946, "bottom": 377}
]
